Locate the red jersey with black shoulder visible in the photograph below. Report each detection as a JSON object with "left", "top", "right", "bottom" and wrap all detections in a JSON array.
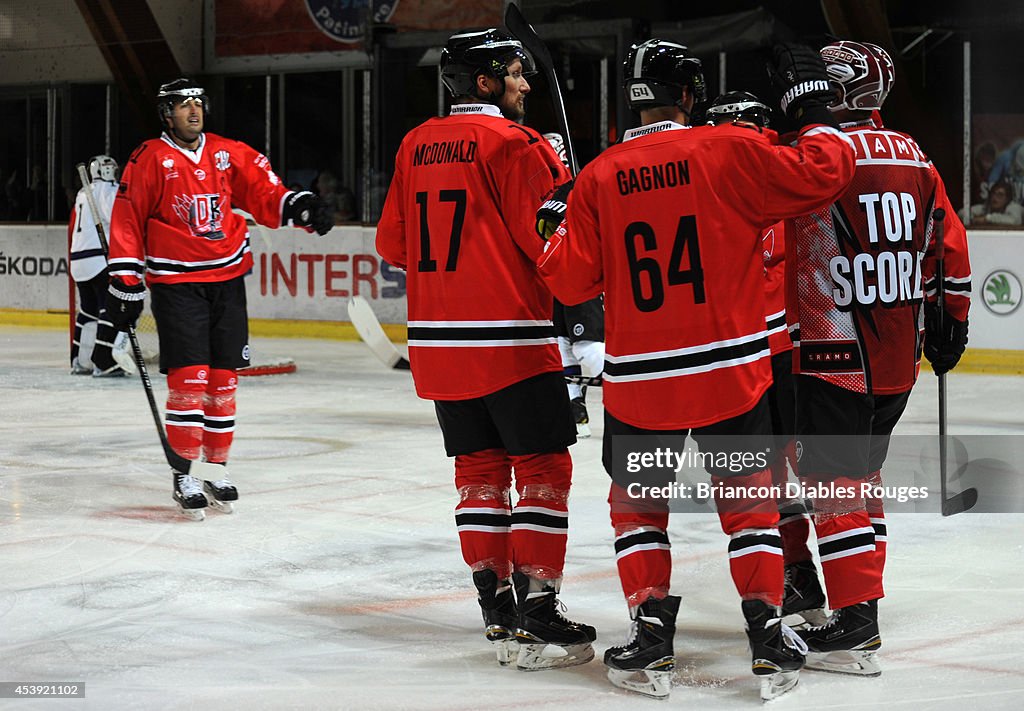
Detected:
[
  {"left": 108, "top": 132, "right": 292, "bottom": 285},
  {"left": 376, "top": 104, "right": 570, "bottom": 401},
  {"left": 538, "top": 120, "right": 855, "bottom": 429},
  {"left": 785, "top": 121, "right": 972, "bottom": 394}
]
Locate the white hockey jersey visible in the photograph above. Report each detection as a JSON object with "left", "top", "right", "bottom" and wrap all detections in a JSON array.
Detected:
[{"left": 69, "top": 181, "right": 118, "bottom": 282}]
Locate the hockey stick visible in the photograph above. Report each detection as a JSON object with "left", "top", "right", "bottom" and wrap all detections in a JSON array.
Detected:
[
  {"left": 347, "top": 295, "right": 411, "bottom": 370},
  {"left": 75, "top": 163, "right": 225, "bottom": 481},
  {"left": 933, "top": 207, "right": 977, "bottom": 516},
  {"left": 504, "top": 2, "right": 578, "bottom": 176}
]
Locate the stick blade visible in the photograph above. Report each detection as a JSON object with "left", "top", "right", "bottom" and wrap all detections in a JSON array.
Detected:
[
  {"left": 941, "top": 487, "right": 979, "bottom": 517},
  {"left": 347, "top": 296, "right": 409, "bottom": 370}
]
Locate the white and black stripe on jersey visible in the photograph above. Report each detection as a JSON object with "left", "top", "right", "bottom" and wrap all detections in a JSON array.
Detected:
[
  {"left": 614, "top": 526, "right": 671, "bottom": 561},
  {"left": 510, "top": 505, "right": 568, "bottom": 535},
  {"left": 727, "top": 528, "right": 783, "bottom": 560},
  {"left": 816, "top": 525, "right": 875, "bottom": 563},
  {"left": 923, "top": 274, "right": 971, "bottom": 299},
  {"left": 455, "top": 506, "right": 512, "bottom": 534},
  {"left": 765, "top": 310, "right": 788, "bottom": 340},
  {"left": 869, "top": 516, "right": 886, "bottom": 544},
  {"left": 603, "top": 330, "right": 770, "bottom": 383},
  {"left": 146, "top": 241, "right": 251, "bottom": 278},
  {"left": 407, "top": 319, "right": 556, "bottom": 348}
]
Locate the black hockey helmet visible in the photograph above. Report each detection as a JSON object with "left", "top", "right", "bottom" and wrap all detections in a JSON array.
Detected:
[
  {"left": 156, "top": 77, "right": 209, "bottom": 123},
  {"left": 440, "top": 29, "right": 536, "bottom": 98},
  {"left": 623, "top": 39, "right": 707, "bottom": 112},
  {"left": 706, "top": 91, "right": 771, "bottom": 128}
]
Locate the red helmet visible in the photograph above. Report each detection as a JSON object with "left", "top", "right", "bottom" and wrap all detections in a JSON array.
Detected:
[{"left": 820, "top": 40, "right": 895, "bottom": 112}]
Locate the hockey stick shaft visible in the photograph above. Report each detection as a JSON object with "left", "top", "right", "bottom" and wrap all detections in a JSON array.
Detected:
[
  {"left": 505, "top": 3, "right": 579, "bottom": 176},
  {"left": 934, "top": 208, "right": 949, "bottom": 507},
  {"left": 75, "top": 163, "right": 219, "bottom": 479},
  {"left": 931, "top": 208, "right": 976, "bottom": 516}
]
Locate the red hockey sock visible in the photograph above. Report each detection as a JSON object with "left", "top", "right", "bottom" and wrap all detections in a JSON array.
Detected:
[
  {"left": 509, "top": 450, "right": 571, "bottom": 581},
  {"left": 715, "top": 470, "right": 784, "bottom": 605},
  {"left": 866, "top": 469, "right": 887, "bottom": 575},
  {"left": 609, "top": 482, "right": 671, "bottom": 609},
  {"left": 166, "top": 366, "right": 209, "bottom": 461},
  {"left": 455, "top": 449, "right": 513, "bottom": 579},
  {"left": 203, "top": 369, "right": 238, "bottom": 464},
  {"left": 809, "top": 476, "right": 883, "bottom": 608}
]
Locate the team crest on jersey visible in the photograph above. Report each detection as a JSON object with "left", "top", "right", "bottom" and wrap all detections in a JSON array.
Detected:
[
  {"left": 172, "top": 193, "right": 225, "bottom": 241},
  {"left": 215, "top": 150, "right": 230, "bottom": 171},
  {"left": 162, "top": 157, "right": 178, "bottom": 179},
  {"left": 762, "top": 227, "right": 776, "bottom": 264},
  {"left": 305, "top": 0, "right": 399, "bottom": 43}
]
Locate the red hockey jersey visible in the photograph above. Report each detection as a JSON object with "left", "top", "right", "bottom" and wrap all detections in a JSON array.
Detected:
[
  {"left": 108, "top": 132, "right": 292, "bottom": 285},
  {"left": 785, "top": 122, "right": 972, "bottom": 394},
  {"left": 376, "top": 104, "right": 570, "bottom": 400},
  {"left": 538, "top": 120, "right": 855, "bottom": 429},
  {"left": 762, "top": 221, "right": 792, "bottom": 356}
]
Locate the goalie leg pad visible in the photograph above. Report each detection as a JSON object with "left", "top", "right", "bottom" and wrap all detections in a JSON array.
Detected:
[
  {"left": 166, "top": 366, "right": 209, "bottom": 461},
  {"left": 203, "top": 368, "right": 238, "bottom": 464}
]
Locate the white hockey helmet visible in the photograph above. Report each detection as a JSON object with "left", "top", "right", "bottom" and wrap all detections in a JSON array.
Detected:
[{"left": 88, "top": 155, "right": 118, "bottom": 183}]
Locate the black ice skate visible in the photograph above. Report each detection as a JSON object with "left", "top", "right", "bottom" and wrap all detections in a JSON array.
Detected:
[
  {"left": 203, "top": 475, "right": 238, "bottom": 514},
  {"left": 605, "top": 595, "right": 679, "bottom": 699},
  {"left": 513, "top": 572, "right": 596, "bottom": 671},
  {"left": 797, "top": 599, "right": 881, "bottom": 676},
  {"left": 742, "top": 599, "right": 807, "bottom": 701},
  {"left": 570, "top": 396, "right": 591, "bottom": 439},
  {"left": 473, "top": 570, "right": 519, "bottom": 665},
  {"left": 782, "top": 560, "right": 828, "bottom": 627},
  {"left": 173, "top": 471, "right": 208, "bottom": 521}
]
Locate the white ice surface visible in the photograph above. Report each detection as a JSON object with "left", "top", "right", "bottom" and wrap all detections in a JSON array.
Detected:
[{"left": 1, "top": 325, "right": 1022, "bottom": 710}]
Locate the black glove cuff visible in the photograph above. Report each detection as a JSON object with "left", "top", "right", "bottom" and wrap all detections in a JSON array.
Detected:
[{"left": 794, "top": 102, "right": 839, "bottom": 130}]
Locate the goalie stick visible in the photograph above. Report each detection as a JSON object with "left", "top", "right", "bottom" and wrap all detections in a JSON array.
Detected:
[
  {"left": 504, "top": 2, "right": 578, "bottom": 176},
  {"left": 347, "top": 295, "right": 410, "bottom": 370},
  {"left": 933, "top": 207, "right": 977, "bottom": 517},
  {"left": 75, "top": 163, "right": 226, "bottom": 482}
]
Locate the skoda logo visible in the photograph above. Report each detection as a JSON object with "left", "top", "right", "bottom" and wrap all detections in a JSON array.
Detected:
[
  {"left": 305, "top": 0, "right": 399, "bottom": 44},
  {"left": 982, "top": 269, "right": 1022, "bottom": 316}
]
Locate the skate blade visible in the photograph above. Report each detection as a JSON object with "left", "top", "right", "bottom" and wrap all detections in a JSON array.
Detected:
[
  {"left": 576, "top": 421, "right": 592, "bottom": 439},
  {"left": 492, "top": 637, "right": 520, "bottom": 666},
  {"left": 208, "top": 499, "right": 235, "bottom": 514},
  {"left": 805, "top": 650, "right": 881, "bottom": 677},
  {"left": 759, "top": 670, "right": 800, "bottom": 701},
  {"left": 607, "top": 665, "right": 673, "bottom": 699},
  {"left": 177, "top": 506, "right": 206, "bottom": 521},
  {"left": 516, "top": 642, "right": 594, "bottom": 671}
]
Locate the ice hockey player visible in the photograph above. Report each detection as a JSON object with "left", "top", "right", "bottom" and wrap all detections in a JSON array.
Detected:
[
  {"left": 106, "top": 78, "right": 332, "bottom": 520},
  {"left": 535, "top": 40, "right": 857, "bottom": 700},
  {"left": 376, "top": 29, "right": 595, "bottom": 671},
  {"left": 706, "top": 91, "right": 827, "bottom": 628},
  {"left": 69, "top": 155, "right": 133, "bottom": 377},
  {"left": 784, "top": 41, "right": 971, "bottom": 676}
]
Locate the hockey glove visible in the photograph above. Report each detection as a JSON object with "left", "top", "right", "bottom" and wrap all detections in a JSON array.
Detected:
[
  {"left": 282, "top": 191, "right": 333, "bottom": 236},
  {"left": 768, "top": 43, "right": 839, "bottom": 129},
  {"left": 924, "top": 302, "right": 968, "bottom": 375},
  {"left": 106, "top": 277, "right": 146, "bottom": 331},
  {"left": 536, "top": 181, "right": 573, "bottom": 241}
]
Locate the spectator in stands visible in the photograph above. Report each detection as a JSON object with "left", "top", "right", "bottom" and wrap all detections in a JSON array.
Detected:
[
  {"left": 960, "top": 180, "right": 1023, "bottom": 227},
  {"left": 987, "top": 140, "right": 1024, "bottom": 207}
]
